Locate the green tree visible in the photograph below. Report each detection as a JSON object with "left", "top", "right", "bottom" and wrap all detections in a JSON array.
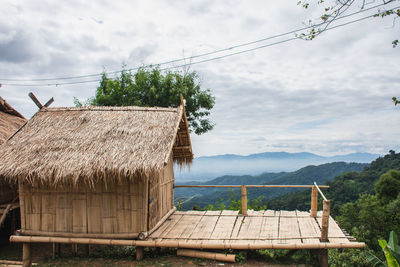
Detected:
[
  {"left": 78, "top": 67, "right": 215, "bottom": 135},
  {"left": 375, "top": 170, "right": 400, "bottom": 204}
]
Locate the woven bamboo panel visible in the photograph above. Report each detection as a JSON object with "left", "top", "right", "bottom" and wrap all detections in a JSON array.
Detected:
[{"left": 20, "top": 176, "right": 148, "bottom": 235}]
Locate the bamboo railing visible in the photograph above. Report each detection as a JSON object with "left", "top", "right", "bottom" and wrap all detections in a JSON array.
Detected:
[{"left": 175, "top": 183, "right": 330, "bottom": 241}]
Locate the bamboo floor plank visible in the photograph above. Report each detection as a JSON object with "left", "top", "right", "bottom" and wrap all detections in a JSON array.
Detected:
[
  {"left": 205, "top": 210, "right": 222, "bottom": 216},
  {"left": 210, "top": 215, "right": 237, "bottom": 239},
  {"left": 263, "top": 210, "right": 276, "bottom": 216},
  {"left": 230, "top": 216, "right": 245, "bottom": 238},
  {"left": 280, "top": 210, "right": 297, "bottom": 217},
  {"left": 279, "top": 216, "right": 301, "bottom": 240},
  {"left": 221, "top": 210, "right": 239, "bottom": 216},
  {"left": 189, "top": 215, "right": 219, "bottom": 239},
  {"left": 148, "top": 210, "right": 357, "bottom": 247},
  {"left": 179, "top": 215, "right": 205, "bottom": 239},
  {"left": 237, "top": 216, "right": 264, "bottom": 239},
  {"left": 155, "top": 214, "right": 183, "bottom": 238},
  {"left": 259, "top": 216, "right": 279, "bottom": 239},
  {"left": 296, "top": 210, "right": 310, "bottom": 217},
  {"left": 165, "top": 215, "right": 198, "bottom": 239}
]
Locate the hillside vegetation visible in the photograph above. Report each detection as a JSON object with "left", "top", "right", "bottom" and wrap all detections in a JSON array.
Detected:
[{"left": 178, "top": 162, "right": 367, "bottom": 210}]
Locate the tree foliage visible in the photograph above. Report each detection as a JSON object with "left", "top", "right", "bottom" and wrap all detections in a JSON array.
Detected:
[
  {"left": 297, "top": 0, "right": 399, "bottom": 46},
  {"left": 78, "top": 67, "right": 215, "bottom": 135}
]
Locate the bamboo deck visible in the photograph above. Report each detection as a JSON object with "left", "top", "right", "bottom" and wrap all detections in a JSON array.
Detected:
[{"left": 147, "top": 209, "right": 361, "bottom": 248}]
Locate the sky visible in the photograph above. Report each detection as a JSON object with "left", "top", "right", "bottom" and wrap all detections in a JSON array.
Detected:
[{"left": 1, "top": 0, "right": 399, "bottom": 157}]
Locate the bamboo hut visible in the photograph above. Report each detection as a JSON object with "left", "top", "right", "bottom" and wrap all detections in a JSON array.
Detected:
[
  {"left": 0, "top": 104, "right": 192, "bottom": 239},
  {"left": 0, "top": 96, "right": 26, "bottom": 205}
]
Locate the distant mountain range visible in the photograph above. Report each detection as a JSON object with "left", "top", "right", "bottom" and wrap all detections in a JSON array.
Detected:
[
  {"left": 174, "top": 151, "right": 380, "bottom": 181},
  {"left": 176, "top": 162, "right": 368, "bottom": 210}
]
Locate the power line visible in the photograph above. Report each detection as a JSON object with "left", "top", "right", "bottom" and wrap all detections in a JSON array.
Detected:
[
  {"left": 2, "top": 5, "right": 398, "bottom": 87},
  {"left": 0, "top": 1, "right": 393, "bottom": 84}
]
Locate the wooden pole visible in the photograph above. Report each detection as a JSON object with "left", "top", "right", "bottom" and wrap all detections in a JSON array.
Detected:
[
  {"left": 320, "top": 200, "right": 330, "bottom": 242},
  {"left": 136, "top": 247, "right": 144, "bottom": 260},
  {"left": 241, "top": 185, "right": 247, "bottom": 216},
  {"left": 22, "top": 243, "right": 31, "bottom": 267},
  {"left": 28, "top": 92, "right": 43, "bottom": 109},
  {"left": 310, "top": 186, "right": 318, "bottom": 217},
  {"left": 19, "top": 230, "right": 139, "bottom": 239},
  {"left": 320, "top": 249, "right": 328, "bottom": 267},
  {"left": 10, "top": 235, "right": 366, "bottom": 249},
  {"left": 177, "top": 249, "right": 236, "bottom": 263}
]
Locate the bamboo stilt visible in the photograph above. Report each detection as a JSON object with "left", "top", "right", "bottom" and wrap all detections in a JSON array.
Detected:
[
  {"left": 22, "top": 243, "right": 31, "bottom": 267},
  {"left": 136, "top": 247, "right": 144, "bottom": 260},
  {"left": 320, "top": 200, "right": 330, "bottom": 242},
  {"left": 320, "top": 249, "right": 328, "bottom": 267},
  {"left": 241, "top": 185, "right": 247, "bottom": 216},
  {"left": 310, "top": 186, "right": 318, "bottom": 217},
  {"left": 52, "top": 243, "right": 56, "bottom": 259},
  {"left": 177, "top": 249, "right": 236, "bottom": 263}
]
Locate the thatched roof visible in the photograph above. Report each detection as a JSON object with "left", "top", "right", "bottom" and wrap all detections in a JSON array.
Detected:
[
  {"left": 0, "top": 96, "right": 26, "bottom": 144},
  {"left": 0, "top": 105, "right": 193, "bottom": 187}
]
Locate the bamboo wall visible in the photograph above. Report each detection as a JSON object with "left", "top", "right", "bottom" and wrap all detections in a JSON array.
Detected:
[
  {"left": 19, "top": 176, "right": 148, "bottom": 236},
  {"left": 148, "top": 154, "right": 175, "bottom": 230}
]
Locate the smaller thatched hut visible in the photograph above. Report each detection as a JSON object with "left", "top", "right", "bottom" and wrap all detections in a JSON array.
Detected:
[
  {"left": 0, "top": 103, "right": 192, "bottom": 239},
  {"left": 0, "top": 96, "right": 26, "bottom": 205}
]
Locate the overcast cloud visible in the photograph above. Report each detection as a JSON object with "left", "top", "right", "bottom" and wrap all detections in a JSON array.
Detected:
[{"left": 1, "top": 0, "right": 399, "bottom": 157}]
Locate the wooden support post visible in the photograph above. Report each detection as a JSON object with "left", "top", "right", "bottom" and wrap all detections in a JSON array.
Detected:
[
  {"left": 310, "top": 185, "right": 318, "bottom": 217},
  {"left": 84, "top": 244, "right": 89, "bottom": 255},
  {"left": 320, "top": 200, "right": 330, "bottom": 242},
  {"left": 57, "top": 243, "right": 61, "bottom": 257},
  {"left": 52, "top": 243, "right": 56, "bottom": 259},
  {"left": 136, "top": 246, "right": 144, "bottom": 261},
  {"left": 72, "top": 244, "right": 78, "bottom": 254},
  {"left": 241, "top": 185, "right": 247, "bottom": 216},
  {"left": 22, "top": 243, "right": 31, "bottom": 267},
  {"left": 320, "top": 249, "right": 328, "bottom": 267}
]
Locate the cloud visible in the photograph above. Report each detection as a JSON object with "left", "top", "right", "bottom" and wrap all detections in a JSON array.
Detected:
[
  {"left": 0, "top": 0, "right": 399, "bottom": 158},
  {"left": 0, "top": 26, "right": 39, "bottom": 63}
]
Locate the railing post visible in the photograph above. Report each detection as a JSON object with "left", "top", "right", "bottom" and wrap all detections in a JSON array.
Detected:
[
  {"left": 241, "top": 185, "right": 247, "bottom": 216},
  {"left": 320, "top": 200, "right": 330, "bottom": 242},
  {"left": 310, "top": 185, "right": 318, "bottom": 217}
]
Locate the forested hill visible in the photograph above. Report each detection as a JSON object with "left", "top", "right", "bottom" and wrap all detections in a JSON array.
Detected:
[
  {"left": 178, "top": 161, "right": 367, "bottom": 210},
  {"left": 266, "top": 151, "right": 400, "bottom": 214}
]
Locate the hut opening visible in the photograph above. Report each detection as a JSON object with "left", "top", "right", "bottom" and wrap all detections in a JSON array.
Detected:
[{"left": 0, "top": 104, "right": 192, "bottom": 239}]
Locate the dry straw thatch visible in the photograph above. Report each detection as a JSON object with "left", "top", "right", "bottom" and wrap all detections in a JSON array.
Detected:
[
  {"left": 0, "top": 105, "right": 192, "bottom": 187},
  {"left": 0, "top": 96, "right": 26, "bottom": 143}
]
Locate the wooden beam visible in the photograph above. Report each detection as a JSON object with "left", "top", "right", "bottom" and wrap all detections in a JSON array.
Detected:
[
  {"left": 44, "top": 97, "right": 54, "bottom": 107},
  {"left": 10, "top": 235, "right": 366, "bottom": 249},
  {"left": 174, "top": 185, "right": 329, "bottom": 188},
  {"left": 179, "top": 94, "right": 192, "bottom": 152},
  {"left": 28, "top": 92, "right": 43, "bottom": 109},
  {"left": 177, "top": 249, "right": 236, "bottom": 263},
  {"left": 19, "top": 229, "right": 139, "bottom": 239}
]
